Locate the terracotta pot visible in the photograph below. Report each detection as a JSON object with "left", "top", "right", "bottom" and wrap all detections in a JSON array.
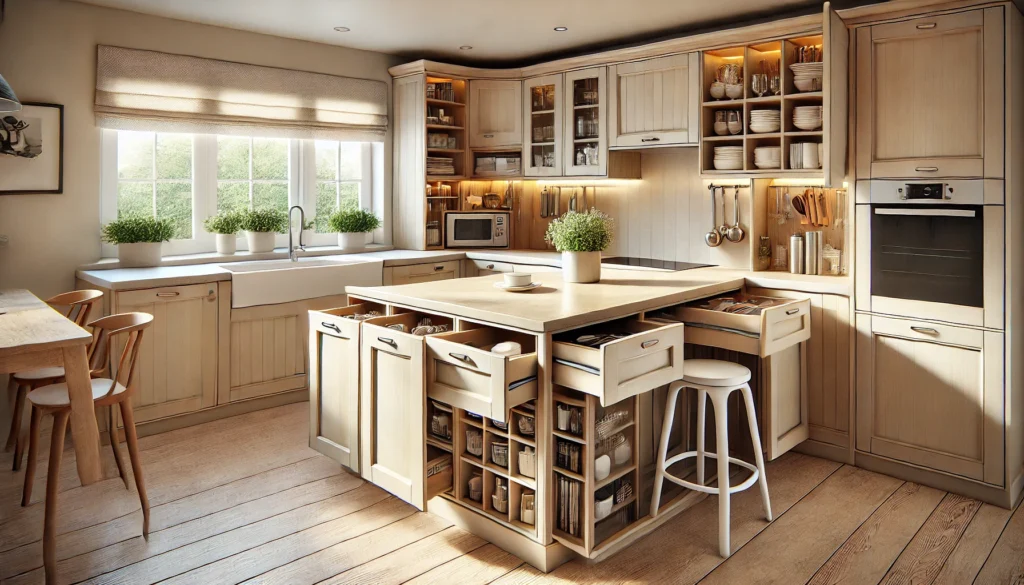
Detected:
[
  {"left": 245, "top": 231, "right": 276, "bottom": 253},
  {"left": 338, "top": 232, "right": 366, "bottom": 250},
  {"left": 562, "top": 251, "right": 601, "bottom": 283},
  {"left": 215, "top": 233, "right": 237, "bottom": 255},
  {"left": 117, "top": 242, "right": 162, "bottom": 268}
]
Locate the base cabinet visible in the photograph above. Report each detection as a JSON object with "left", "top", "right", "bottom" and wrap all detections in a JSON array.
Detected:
[
  {"left": 384, "top": 260, "right": 461, "bottom": 285},
  {"left": 856, "top": 314, "right": 1004, "bottom": 485}
]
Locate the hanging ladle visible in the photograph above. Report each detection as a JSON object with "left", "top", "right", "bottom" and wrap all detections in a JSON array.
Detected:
[
  {"left": 726, "top": 186, "right": 745, "bottom": 243},
  {"left": 705, "top": 185, "right": 723, "bottom": 247}
]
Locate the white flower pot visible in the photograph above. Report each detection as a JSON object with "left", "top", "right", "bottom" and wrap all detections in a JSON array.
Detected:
[
  {"left": 118, "top": 242, "right": 162, "bottom": 268},
  {"left": 562, "top": 251, "right": 601, "bottom": 283},
  {"left": 215, "top": 233, "right": 237, "bottom": 255},
  {"left": 338, "top": 232, "right": 366, "bottom": 250},
  {"left": 245, "top": 231, "right": 276, "bottom": 253}
]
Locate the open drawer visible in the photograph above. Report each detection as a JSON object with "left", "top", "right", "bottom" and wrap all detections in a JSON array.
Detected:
[
  {"left": 552, "top": 318, "right": 684, "bottom": 406},
  {"left": 426, "top": 327, "right": 538, "bottom": 423},
  {"left": 657, "top": 292, "right": 811, "bottom": 357}
]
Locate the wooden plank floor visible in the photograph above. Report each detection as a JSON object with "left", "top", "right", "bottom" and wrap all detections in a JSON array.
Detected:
[{"left": 1, "top": 402, "right": 1021, "bottom": 585}]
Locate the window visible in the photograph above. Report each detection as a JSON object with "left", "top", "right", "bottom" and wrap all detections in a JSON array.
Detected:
[{"left": 102, "top": 131, "right": 377, "bottom": 256}]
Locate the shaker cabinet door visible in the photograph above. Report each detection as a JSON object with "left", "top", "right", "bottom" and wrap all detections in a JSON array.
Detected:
[
  {"left": 608, "top": 53, "right": 699, "bottom": 148},
  {"left": 469, "top": 79, "right": 523, "bottom": 148}
]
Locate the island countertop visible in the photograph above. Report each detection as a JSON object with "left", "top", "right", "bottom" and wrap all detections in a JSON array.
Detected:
[{"left": 346, "top": 267, "right": 846, "bottom": 333}]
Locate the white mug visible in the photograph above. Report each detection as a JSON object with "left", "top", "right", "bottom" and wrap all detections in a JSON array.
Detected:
[{"left": 504, "top": 273, "right": 532, "bottom": 287}]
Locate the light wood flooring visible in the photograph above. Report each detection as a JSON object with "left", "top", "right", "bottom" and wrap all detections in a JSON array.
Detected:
[{"left": 1, "top": 402, "right": 1022, "bottom": 584}]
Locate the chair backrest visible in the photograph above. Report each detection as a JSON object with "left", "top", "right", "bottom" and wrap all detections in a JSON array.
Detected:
[
  {"left": 88, "top": 312, "right": 154, "bottom": 400},
  {"left": 46, "top": 290, "right": 103, "bottom": 328}
]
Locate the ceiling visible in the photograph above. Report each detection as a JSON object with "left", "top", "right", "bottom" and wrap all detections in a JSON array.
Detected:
[{"left": 71, "top": 0, "right": 836, "bottom": 66}]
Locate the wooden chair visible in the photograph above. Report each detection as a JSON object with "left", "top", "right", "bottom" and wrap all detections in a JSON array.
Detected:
[
  {"left": 21, "top": 312, "right": 153, "bottom": 582},
  {"left": 6, "top": 289, "right": 104, "bottom": 470}
]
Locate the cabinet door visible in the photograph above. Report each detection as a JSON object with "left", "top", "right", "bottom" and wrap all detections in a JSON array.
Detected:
[
  {"left": 227, "top": 305, "right": 309, "bottom": 402},
  {"left": 856, "top": 314, "right": 1004, "bottom": 485},
  {"left": 856, "top": 8, "right": 1004, "bottom": 179},
  {"left": 608, "top": 53, "right": 699, "bottom": 148},
  {"left": 385, "top": 260, "right": 461, "bottom": 285},
  {"left": 469, "top": 80, "right": 522, "bottom": 148},
  {"left": 823, "top": 1, "right": 849, "bottom": 187},
  {"left": 114, "top": 284, "right": 218, "bottom": 423},
  {"left": 309, "top": 316, "right": 361, "bottom": 472},
  {"left": 563, "top": 67, "right": 607, "bottom": 176},
  {"left": 523, "top": 74, "right": 564, "bottom": 177}
]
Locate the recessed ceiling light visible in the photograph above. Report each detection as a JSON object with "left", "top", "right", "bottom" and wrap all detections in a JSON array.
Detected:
[
  {"left": 554, "top": 26, "right": 568, "bottom": 31},
  {"left": 459, "top": 45, "right": 473, "bottom": 50},
  {"left": 333, "top": 26, "right": 350, "bottom": 32}
]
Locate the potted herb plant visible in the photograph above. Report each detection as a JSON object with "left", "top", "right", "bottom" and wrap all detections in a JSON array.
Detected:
[
  {"left": 204, "top": 211, "right": 243, "bottom": 255},
  {"left": 240, "top": 208, "right": 288, "bottom": 253},
  {"left": 102, "top": 215, "right": 174, "bottom": 268},
  {"left": 328, "top": 208, "right": 381, "bottom": 251},
  {"left": 544, "top": 208, "right": 613, "bottom": 283}
]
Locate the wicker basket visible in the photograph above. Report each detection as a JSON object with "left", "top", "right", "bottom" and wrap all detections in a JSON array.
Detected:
[
  {"left": 468, "top": 474, "right": 482, "bottom": 502},
  {"left": 491, "top": 440, "right": 509, "bottom": 467},
  {"left": 492, "top": 493, "right": 509, "bottom": 513},
  {"left": 465, "top": 429, "right": 483, "bottom": 457},
  {"left": 517, "top": 414, "right": 535, "bottom": 437}
]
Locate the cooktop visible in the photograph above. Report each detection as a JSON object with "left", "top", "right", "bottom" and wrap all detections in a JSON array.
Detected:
[{"left": 601, "top": 257, "right": 715, "bottom": 271}]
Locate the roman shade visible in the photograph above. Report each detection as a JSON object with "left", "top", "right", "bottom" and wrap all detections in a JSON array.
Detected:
[{"left": 94, "top": 45, "right": 388, "bottom": 141}]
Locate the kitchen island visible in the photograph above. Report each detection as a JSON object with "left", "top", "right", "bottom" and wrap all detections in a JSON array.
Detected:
[{"left": 313, "top": 267, "right": 816, "bottom": 570}]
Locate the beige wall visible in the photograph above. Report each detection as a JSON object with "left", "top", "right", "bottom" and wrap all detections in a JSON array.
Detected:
[{"left": 0, "top": 0, "right": 400, "bottom": 298}]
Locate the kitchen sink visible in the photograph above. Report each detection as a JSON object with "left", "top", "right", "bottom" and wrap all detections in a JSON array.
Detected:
[{"left": 221, "top": 257, "right": 383, "bottom": 308}]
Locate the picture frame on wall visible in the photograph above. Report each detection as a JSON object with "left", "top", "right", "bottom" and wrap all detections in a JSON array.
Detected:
[{"left": 0, "top": 102, "right": 65, "bottom": 195}]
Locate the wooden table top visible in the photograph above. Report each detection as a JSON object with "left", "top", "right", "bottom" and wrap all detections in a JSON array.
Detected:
[{"left": 0, "top": 289, "right": 92, "bottom": 357}]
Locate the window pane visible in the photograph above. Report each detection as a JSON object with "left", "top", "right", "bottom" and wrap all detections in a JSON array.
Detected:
[
  {"left": 217, "top": 136, "right": 250, "bottom": 180},
  {"left": 155, "top": 134, "right": 192, "bottom": 180},
  {"left": 315, "top": 141, "right": 339, "bottom": 180},
  {"left": 314, "top": 182, "right": 337, "bottom": 232},
  {"left": 338, "top": 143, "right": 361, "bottom": 180},
  {"left": 217, "top": 182, "right": 249, "bottom": 214},
  {"left": 253, "top": 182, "right": 288, "bottom": 213},
  {"left": 252, "top": 138, "right": 288, "bottom": 180},
  {"left": 156, "top": 182, "right": 193, "bottom": 239},
  {"left": 117, "top": 131, "right": 153, "bottom": 180},
  {"left": 117, "top": 182, "right": 153, "bottom": 218},
  {"left": 339, "top": 182, "right": 360, "bottom": 212}
]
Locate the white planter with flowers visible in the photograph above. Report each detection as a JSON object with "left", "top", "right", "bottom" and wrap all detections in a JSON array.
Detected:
[
  {"left": 544, "top": 208, "right": 614, "bottom": 284},
  {"left": 239, "top": 209, "right": 288, "bottom": 254},
  {"left": 329, "top": 209, "right": 381, "bottom": 251},
  {"left": 102, "top": 216, "right": 174, "bottom": 268}
]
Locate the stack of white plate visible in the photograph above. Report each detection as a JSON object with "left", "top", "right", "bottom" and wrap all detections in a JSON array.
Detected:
[
  {"left": 753, "top": 146, "right": 781, "bottom": 169},
  {"left": 793, "top": 105, "right": 823, "bottom": 130},
  {"left": 749, "top": 109, "right": 781, "bottom": 134},
  {"left": 790, "top": 62, "right": 823, "bottom": 92},
  {"left": 713, "top": 146, "right": 744, "bottom": 171}
]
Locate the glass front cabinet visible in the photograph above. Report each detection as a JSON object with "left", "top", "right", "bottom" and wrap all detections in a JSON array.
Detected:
[
  {"left": 563, "top": 68, "right": 607, "bottom": 176},
  {"left": 523, "top": 74, "right": 564, "bottom": 177}
]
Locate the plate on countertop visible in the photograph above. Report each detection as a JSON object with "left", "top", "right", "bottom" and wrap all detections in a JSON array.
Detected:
[{"left": 494, "top": 281, "right": 542, "bottom": 292}]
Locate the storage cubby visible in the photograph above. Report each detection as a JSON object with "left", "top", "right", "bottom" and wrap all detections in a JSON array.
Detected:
[{"left": 426, "top": 400, "right": 454, "bottom": 451}]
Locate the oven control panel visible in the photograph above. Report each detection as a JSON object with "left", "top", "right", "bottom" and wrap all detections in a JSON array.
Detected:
[{"left": 899, "top": 183, "right": 952, "bottom": 201}]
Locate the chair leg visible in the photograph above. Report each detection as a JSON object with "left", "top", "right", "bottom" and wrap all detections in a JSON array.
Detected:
[
  {"left": 741, "top": 384, "right": 773, "bottom": 522},
  {"left": 650, "top": 381, "right": 683, "bottom": 518},
  {"left": 710, "top": 391, "right": 731, "bottom": 559},
  {"left": 120, "top": 400, "right": 149, "bottom": 539},
  {"left": 4, "top": 377, "right": 19, "bottom": 452},
  {"left": 43, "top": 409, "right": 70, "bottom": 584},
  {"left": 21, "top": 405, "right": 43, "bottom": 507},
  {"left": 696, "top": 388, "right": 707, "bottom": 487},
  {"left": 10, "top": 384, "right": 28, "bottom": 469},
  {"left": 107, "top": 405, "right": 128, "bottom": 489}
]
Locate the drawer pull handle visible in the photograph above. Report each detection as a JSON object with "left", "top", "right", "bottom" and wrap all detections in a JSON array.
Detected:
[
  {"left": 156, "top": 292, "right": 180, "bottom": 297},
  {"left": 916, "top": 23, "right": 937, "bottom": 29},
  {"left": 434, "top": 265, "right": 445, "bottom": 271},
  {"left": 449, "top": 352, "right": 476, "bottom": 365},
  {"left": 641, "top": 137, "right": 661, "bottom": 143},
  {"left": 484, "top": 134, "right": 494, "bottom": 138},
  {"left": 910, "top": 326, "right": 939, "bottom": 335},
  {"left": 377, "top": 336, "right": 398, "bottom": 348},
  {"left": 322, "top": 322, "right": 341, "bottom": 333},
  {"left": 915, "top": 166, "right": 939, "bottom": 172},
  {"left": 641, "top": 339, "right": 659, "bottom": 349},
  {"left": 786, "top": 308, "right": 800, "bottom": 315},
  {"left": 486, "top": 264, "right": 495, "bottom": 269}
]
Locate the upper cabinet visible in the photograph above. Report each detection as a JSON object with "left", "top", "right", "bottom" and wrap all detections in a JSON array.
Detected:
[
  {"left": 608, "top": 53, "right": 699, "bottom": 148},
  {"left": 469, "top": 80, "right": 522, "bottom": 148},
  {"left": 523, "top": 74, "right": 564, "bottom": 177},
  {"left": 563, "top": 68, "right": 608, "bottom": 176},
  {"left": 856, "top": 8, "right": 1004, "bottom": 179}
]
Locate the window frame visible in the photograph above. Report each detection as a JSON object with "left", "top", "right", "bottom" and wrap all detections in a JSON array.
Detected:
[{"left": 299, "top": 141, "right": 373, "bottom": 247}]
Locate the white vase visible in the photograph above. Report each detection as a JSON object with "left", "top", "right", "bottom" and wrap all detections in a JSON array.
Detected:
[
  {"left": 245, "top": 231, "right": 276, "bottom": 253},
  {"left": 215, "top": 233, "right": 237, "bottom": 255},
  {"left": 118, "top": 242, "right": 162, "bottom": 268},
  {"left": 562, "top": 251, "right": 601, "bottom": 283},
  {"left": 338, "top": 232, "right": 366, "bottom": 250}
]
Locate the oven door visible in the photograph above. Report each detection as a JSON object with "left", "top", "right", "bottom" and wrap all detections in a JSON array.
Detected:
[
  {"left": 869, "top": 204, "right": 1002, "bottom": 327},
  {"left": 445, "top": 214, "right": 508, "bottom": 248}
]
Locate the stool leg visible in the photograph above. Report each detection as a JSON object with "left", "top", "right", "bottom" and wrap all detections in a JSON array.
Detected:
[
  {"left": 710, "top": 391, "right": 731, "bottom": 558},
  {"left": 650, "top": 381, "right": 683, "bottom": 518},
  {"left": 4, "top": 377, "right": 19, "bottom": 452},
  {"left": 10, "top": 384, "right": 28, "bottom": 469},
  {"left": 741, "top": 383, "right": 773, "bottom": 522},
  {"left": 696, "top": 388, "right": 707, "bottom": 486}
]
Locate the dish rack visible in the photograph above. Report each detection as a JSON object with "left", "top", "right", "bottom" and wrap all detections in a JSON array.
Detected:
[
  {"left": 491, "top": 440, "right": 509, "bottom": 467},
  {"left": 465, "top": 428, "right": 483, "bottom": 457}
]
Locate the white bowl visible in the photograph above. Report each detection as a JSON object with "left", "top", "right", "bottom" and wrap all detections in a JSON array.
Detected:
[
  {"left": 714, "top": 159, "right": 744, "bottom": 171},
  {"left": 725, "top": 84, "right": 743, "bottom": 99},
  {"left": 595, "top": 454, "right": 611, "bottom": 481},
  {"left": 710, "top": 82, "right": 726, "bottom": 99},
  {"left": 794, "top": 78, "right": 821, "bottom": 92},
  {"left": 793, "top": 118, "right": 823, "bottom": 131},
  {"left": 504, "top": 272, "right": 532, "bottom": 287},
  {"left": 595, "top": 495, "right": 614, "bottom": 521}
]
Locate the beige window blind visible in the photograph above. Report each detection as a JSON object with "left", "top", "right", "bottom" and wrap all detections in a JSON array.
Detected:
[{"left": 95, "top": 45, "right": 388, "bottom": 141}]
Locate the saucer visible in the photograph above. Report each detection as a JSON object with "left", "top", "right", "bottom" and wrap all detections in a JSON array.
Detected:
[{"left": 494, "top": 281, "right": 541, "bottom": 292}]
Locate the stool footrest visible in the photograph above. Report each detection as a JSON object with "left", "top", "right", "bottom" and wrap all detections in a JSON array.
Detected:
[{"left": 662, "top": 451, "right": 760, "bottom": 495}]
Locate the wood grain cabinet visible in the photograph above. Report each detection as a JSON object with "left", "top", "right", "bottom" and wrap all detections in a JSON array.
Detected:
[
  {"left": 856, "top": 314, "right": 1004, "bottom": 485},
  {"left": 113, "top": 284, "right": 218, "bottom": 423},
  {"left": 384, "top": 260, "right": 461, "bottom": 285},
  {"left": 856, "top": 7, "right": 1004, "bottom": 179},
  {"left": 608, "top": 53, "right": 699, "bottom": 148},
  {"left": 469, "top": 80, "right": 522, "bottom": 148}
]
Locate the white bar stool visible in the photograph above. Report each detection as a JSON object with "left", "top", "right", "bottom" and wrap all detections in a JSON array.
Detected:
[{"left": 650, "top": 359, "right": 772, "bottom": 558}]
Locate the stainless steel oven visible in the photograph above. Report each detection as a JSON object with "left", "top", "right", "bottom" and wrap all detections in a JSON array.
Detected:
[
  {"left": 445, "top": 212, "right": 509, "bottom": 248},
  {"left": 856, "top": 180, "right": 1003, "bottom": 328}
]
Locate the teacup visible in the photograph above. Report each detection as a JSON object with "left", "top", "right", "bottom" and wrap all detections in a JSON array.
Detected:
[{"left": 504, "top": 273, "right": 532, "bottom": 287}]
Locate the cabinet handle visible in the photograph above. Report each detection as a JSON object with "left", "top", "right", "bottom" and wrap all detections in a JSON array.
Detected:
[
  {"left": 377, "top": 336, "right": 397, "bottom": 348},
  {"left": 207, "top": 289, "right": 217, "bottom": 302},
  {"left": 915, "top": 166, "right": 939, "bottom": 172},
  {"left": 786, "top": 308, "right": 800, "bottom": 315},
  {"left": 434, "top": 265, "right": 445, "bottom": 271},
  {"left": 486, "top": 264, "right": 495, "bottom": 269},
  {"left": 641, "top": 137, "right": 661, "bottom": 143},
  {"left": 449, "top": 352, "right": 476, "bottom": 365},
  {"left": 156, "top": 292, "right": 180, "bottom": 297},
  {"left": 910, "top": 326, "right": 939, "bottom": 335},
  {"left": 641, "top": 339, "right": 659, "bottom": 349},
  {"left": 322, "top": 322, "right": 341, "bottom": 333},
  {"left": 916, "top": 23, "right": 937, "bottom": 29},
  {"left": 483, "top": 134, "right": 494, "bottom": 138}
]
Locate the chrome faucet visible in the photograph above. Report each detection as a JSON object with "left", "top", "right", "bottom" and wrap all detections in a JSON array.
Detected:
[{"left": 288, "top": 205, "right": 305, "bottom": 262}]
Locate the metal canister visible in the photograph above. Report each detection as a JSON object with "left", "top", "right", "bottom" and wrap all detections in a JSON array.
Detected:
[
  {"left": 789, "top": 234, "right": 804, "bottom": 274},
  {"left": 804, "top": 231, "right": 823, "bottom": 275}
]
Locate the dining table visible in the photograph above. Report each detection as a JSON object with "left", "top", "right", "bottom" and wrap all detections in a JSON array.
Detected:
[{"left": 0, "top": 289, "right": 103, "bottom": 484}]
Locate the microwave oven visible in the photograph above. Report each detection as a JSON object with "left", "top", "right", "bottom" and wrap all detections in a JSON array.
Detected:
[{"left": 445, "top": 212, "right": 509, "bottom": 248}]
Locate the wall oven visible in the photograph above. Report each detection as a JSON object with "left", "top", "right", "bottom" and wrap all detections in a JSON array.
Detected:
[
  {"left": 856, "top": 180, "right": 1003, "bottom": 328},
  {"left": 445, "top": 212, "right": 509, "bottom": 248}
]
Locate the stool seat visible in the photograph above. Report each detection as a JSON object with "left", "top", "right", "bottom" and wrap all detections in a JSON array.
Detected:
[{"left": 682, "top": 359, "right": 751, "bottom": 387}]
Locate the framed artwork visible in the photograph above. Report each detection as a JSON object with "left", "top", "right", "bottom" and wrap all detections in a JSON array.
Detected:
[{"left": 0, "top": 102, "right": 64, "bottom": 195}]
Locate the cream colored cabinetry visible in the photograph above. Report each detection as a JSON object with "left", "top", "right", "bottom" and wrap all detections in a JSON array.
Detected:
[
  {"left": 469, "top": 80, "right": 523, "bottom": 148},
  {"left": 384, "top": 260, "right": 461, "bottom": 285},
  {"left": 608, "top": 53, "right": 699, "bottom": 148},
  {"left": 856, "top": 8, "right": 1004, "bottom": 179},
  {"left": 856, "top": 314, "right": 1004, "bottom": 485},
  {"left": 462, "top": 259, "right": 515, "bottom": 277},
  {"left": 113, "top": 284, "right": 218, "bottom": 423},
  {"left": 523, "top": 74, "right": 564, "bottom": 177},
  {"left": 563, "top": 68, "right": 608, "bottom": 176}
]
